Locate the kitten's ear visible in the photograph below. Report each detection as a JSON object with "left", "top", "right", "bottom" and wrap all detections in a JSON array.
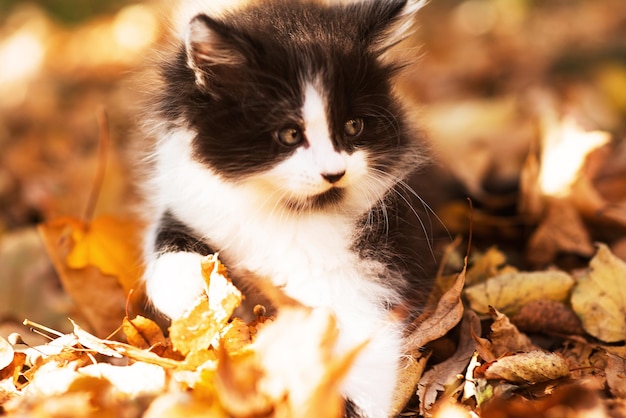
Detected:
[
  {"left": 185, "top": 14, "right": 248, "bottom": 88},
  {"left": 362, "top": 0, "right": 426, "bottom": 53}
]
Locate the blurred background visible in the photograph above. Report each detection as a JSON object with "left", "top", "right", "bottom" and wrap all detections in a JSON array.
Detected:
[{"left": 0, "top": 0, "right": 625, "bottom": 341}]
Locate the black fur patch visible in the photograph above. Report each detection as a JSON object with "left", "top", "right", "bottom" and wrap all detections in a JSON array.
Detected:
[{"left": 154, "top": 210, "right": 213, "bottom": 256}]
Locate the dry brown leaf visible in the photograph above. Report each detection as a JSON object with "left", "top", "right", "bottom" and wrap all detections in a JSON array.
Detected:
[
  {"left": 406, "top": 261, "right": 466, "bottom": 350},
  {"left": 488, "top": 308, "right": 535, "bottom": 357},
  {"left": 418, "top": 311, "right": 481, "bottom": 416},
  {"left": 511, "top": 299, "right": 584, "bottom": 336},
  {"left": 483, "top": 351, "right": 570, "bottom": 384},
  {"left": 526, "top": 197, "right": 595, "bottom": 266},
  {"left": 464, "top": 269, "right": 574, "bottom": 316},
  {"left": 571, "top": 244, "right": 626, "bottom": 343},
  {"left": 606, "top": 354, "right": 626, "bottom": 398},
  {"left": 559, "top": 341, "right": 607, "bottom": 388},
  {"left": 391, "top": 353, "right": 430, "bottom": 416}
]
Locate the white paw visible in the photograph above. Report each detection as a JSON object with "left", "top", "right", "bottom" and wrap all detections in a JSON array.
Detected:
[{"left": 144, "top": 252, "right": 206, "bottom": 319}]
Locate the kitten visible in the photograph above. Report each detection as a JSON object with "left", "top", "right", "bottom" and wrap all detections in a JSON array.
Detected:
[{"left": 142, "top": 0, "right": 437, "bottom": 416}]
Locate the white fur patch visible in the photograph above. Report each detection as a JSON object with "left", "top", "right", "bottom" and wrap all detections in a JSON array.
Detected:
[{"left": 144, "top": 251, "right": 206, "bottom": 319}]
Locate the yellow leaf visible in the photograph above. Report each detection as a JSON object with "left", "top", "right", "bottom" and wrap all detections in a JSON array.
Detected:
[
  {"left": 464, "top": 270, "right": 574, "bottom": 315},
  {"left": 38, "top": 215, "right": 145, "bottom": 337},
  {"left": 202, "top": 254, "right": 243, "bottom": 323},
  {"left": 571, "top": 244, "right": 626, "bottom": 343},
  {"left": 168, "top": 296, "right": 217, "bottom": 357},
  {"left": 122, "top": 315, "right": 166, "bottom": 350},
  {"left": 64, "top": 215, "right": 144, "bottom": 295},
  {"left": 169, "top": 254, "right": 242, "bottom": 357}
]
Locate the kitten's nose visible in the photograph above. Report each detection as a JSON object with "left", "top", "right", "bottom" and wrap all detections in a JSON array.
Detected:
[{"left": 321, "top": 171, "right": 345, "bottom": 184}]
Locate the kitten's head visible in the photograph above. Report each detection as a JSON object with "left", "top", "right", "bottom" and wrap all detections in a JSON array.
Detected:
[{"left": 158, "top": 0, "right": 427, "bottom": 214}]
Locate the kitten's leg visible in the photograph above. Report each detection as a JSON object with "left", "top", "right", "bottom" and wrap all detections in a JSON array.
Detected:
[{"left": 144, "top": 211, "right": 213, "bottom": 319}]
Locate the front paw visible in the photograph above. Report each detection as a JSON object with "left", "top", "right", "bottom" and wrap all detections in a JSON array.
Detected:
[{"left": 144, "top": 252, "right": 207, "bottom": 319}]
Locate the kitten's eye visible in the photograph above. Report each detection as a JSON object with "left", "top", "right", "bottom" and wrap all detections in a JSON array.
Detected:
[
  {"left": 275, "top": 127, "right": 303, "bottom": 146},
  {"left": 344, "top": 118, "right": 364, "bottom": 137}
]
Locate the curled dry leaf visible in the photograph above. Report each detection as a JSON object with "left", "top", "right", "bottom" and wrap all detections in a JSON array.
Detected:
[
  {"left": 464, "top": 269, "right": 574, "bottom": 316},
  {"left": 483, "top": 351, "right": 570, "bottom": 384},
  {"left": 406, "top": 260, "right": 466, "bottom": 350},
  {"left": 571, "top": 244, "right": 626, "bottom": 343},
  {"left": 488, "top": 308, "right": 535, "bottom": 357}
]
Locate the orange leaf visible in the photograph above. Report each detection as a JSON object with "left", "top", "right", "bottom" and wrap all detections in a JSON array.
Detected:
[{"left": 64, "top": 215, "right": 144, "bottom": 296}]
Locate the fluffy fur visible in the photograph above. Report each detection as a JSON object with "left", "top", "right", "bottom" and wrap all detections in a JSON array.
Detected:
[{"left": 142, "top": 1, "right": 435, "bottom": 417}]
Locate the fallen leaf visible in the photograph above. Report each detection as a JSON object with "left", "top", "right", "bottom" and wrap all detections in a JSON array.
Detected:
[
  {"left": 406, "top": 260, "right": 466, "bottom": 350},
  {"left": 38, "top": 217, "right": 133, "bottom": 337},
  {"left": 220, "top": 318, "right": 251, "bottom": 354},
  {"left": 480, "top": 383, "right": 603, "bottom": 418},
  {"left": 418, "top": 311, "right": 481, "bottom": 416},
  {"left": 526, "top": 197, "right": 595, "bottom": 266},
  {"left": 170, "top": 254, "right": 242, "bottom": 357},
  {"left": 466, "top": 246, "right": 513, "bottom": 286},
  {"left": 488, "top": 308, "right": 535, "bottom": 357},
  {"left": 571, "top": 244, "right": 626, "bottom": 343},
  {"left": 202, "top": 255, "right": 243, "bottom": 327},
  {"left": 64, "top": 215, "right": 144, "bottom": 296},
  {"left": 464, "top": 269, "right": 574, "bottom": 315},
  {"left": 122, "top": 315, "right": 167, "bottom": 351},
  {"left": 606, "top": 354, "right": 626, "bottom": 398},
  {"left": 511, "top": 299, "right": 584, "bottom": 336},
  {"left": 391, "top": 353, "right": 430, "bottom": 416},
  {"left": 484, "top": 351, "right": 570, "bottom": 384},
  {"left": 559, "top": 341, "right": 607, "bottom": 388}
]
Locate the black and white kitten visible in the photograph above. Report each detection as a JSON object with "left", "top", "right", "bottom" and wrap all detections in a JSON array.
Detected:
[{"left": 143, "top": 0, "right": 435, "bottom": 417}]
